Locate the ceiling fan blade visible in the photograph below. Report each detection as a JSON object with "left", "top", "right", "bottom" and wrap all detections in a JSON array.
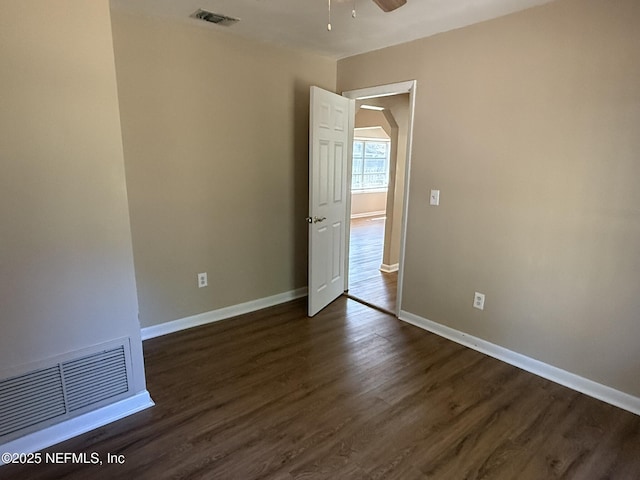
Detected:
[{"left": 372, "top": 0, "right": 407, "bottom": 13}]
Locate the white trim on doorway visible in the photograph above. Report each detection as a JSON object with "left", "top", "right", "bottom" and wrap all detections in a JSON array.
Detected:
[{"left": 342, "top": 80, "right": 417, "bottom": 317}]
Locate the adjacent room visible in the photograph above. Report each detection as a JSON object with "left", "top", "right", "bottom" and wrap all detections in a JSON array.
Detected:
[
  {"left": 347, "top": 94, "right": 409, "bottom": 315},
  {"left": 1, "top": 0, "right": 639, "bottom": 478}
]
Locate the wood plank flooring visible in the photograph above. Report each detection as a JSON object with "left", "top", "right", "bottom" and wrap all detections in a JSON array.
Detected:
[
  {"left": 3, "top": 297, "right": 639, "bottom": 479},
  {"left": 348, "top": 217, "right": 397, "bottom": 314}
]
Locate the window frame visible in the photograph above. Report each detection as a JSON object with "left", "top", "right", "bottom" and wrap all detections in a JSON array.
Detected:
[{"left": 351, "top": 137, "right": 391, "bottom": 192}]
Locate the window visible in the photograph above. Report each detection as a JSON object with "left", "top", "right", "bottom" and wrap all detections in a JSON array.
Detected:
[{"left": 352, "top": 139, "right": 390, "bottom": 191}]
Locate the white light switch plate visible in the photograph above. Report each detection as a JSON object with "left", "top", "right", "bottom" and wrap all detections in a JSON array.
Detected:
[{"left": 430, "top": 189, "right": 440, "bottom": 206}]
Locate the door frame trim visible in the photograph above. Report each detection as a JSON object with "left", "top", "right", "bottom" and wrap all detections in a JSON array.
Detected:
[{"left": 342, "top": 80, "right": 417, "bottom": 316}]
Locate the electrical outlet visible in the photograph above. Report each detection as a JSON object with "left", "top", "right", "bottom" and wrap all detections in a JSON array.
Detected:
[
  {"left": 197, "top": 272, "right": 208, "bottom": 288},
  {"left": 473, "top": 292, "right": 485, "bottom": 310}
]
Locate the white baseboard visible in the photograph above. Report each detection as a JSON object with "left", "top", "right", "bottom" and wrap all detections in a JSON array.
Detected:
[
  {"left": 141, "top": 287, "right": 308, "bottom": 341},
  {"left": 0, "top": 391, "right": 154, "bottom": 465},
  {"left": 379, "top": 263, "right": 399, "bottom": 273},
  {"left": 399, "top": 310, "right": 640, "bottom": 416},
  {"left": 350, "top": 210, "right": 386, "bottom": 219}
]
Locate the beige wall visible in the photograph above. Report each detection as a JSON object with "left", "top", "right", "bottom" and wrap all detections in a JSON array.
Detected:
[
  {"left": 351, "top": 192, "right": 387, "bottom": 217},
  {"left": 381, "top": 96, "right": 409, "bottom": 269},
  {"left": 338, "top": 0, "right": 640, "bottom": 397},
  {"left": 0, "top": 1, "right": 146, "bottom": 392},
  {"left": 110, "top": 10, "right": 337, "bottom": 327}
]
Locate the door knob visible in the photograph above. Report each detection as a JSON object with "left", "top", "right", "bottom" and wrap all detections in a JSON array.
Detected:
[{"left": 306, "top": 216, "right": 327, "bottom": 224}]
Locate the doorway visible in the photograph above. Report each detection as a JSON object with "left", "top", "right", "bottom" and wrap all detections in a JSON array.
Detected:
[{"left": 342, "top": 81, "right": 416, "bottom": 316}]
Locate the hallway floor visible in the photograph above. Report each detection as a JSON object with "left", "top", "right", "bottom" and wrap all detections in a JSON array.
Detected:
[{"left": 348, "top": 216, "right": 397, "bottom": 314}]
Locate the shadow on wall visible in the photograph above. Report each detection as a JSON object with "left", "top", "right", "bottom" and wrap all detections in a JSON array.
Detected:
[{"left": 293, "top": 79, "right": 312, "bottom": 288}]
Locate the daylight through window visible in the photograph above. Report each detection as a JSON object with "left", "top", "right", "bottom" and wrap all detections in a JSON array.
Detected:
[{"left": 352, "top": 139, "right": 390, "bottom": 191}]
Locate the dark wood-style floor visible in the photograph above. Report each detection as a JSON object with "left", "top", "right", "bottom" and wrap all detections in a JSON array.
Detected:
[
  {"left": 4, "top": 297, "right": 639, "bottom": 479},
  {"left": 348, "top": 217, "right": 397, "bottom": 314}
]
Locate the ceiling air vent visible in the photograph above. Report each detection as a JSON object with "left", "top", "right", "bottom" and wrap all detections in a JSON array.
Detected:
[{"left": 191, "top": 9, "right": 240, "bottom": 26}]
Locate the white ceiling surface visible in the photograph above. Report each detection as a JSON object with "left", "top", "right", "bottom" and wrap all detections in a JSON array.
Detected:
[{"left": 110, "top": 0, "right": 554, "bottom": 59}]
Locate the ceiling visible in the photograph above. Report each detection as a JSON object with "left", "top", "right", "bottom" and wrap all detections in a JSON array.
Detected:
[{"left": 110, "top": 0, "right": 555, "bottom": 59}]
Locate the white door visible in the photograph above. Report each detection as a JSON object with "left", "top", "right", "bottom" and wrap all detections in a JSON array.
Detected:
[{"left": 308, "top": 86, "right": 354, "bottom": 316}]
